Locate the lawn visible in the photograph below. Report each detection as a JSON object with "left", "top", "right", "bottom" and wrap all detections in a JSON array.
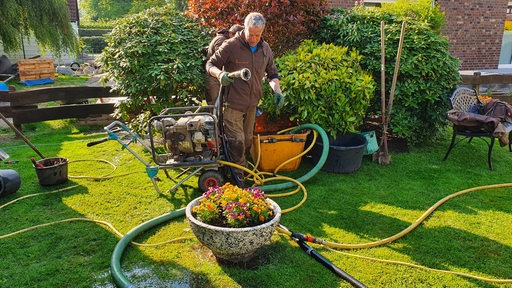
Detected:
[{"left": 0, "top": 118, "right": 511, "bottom": 287}]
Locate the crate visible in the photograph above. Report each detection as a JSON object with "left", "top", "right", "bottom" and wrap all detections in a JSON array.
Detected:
[{"left": 17, "top": 59, "right": 55, "bottom": 81}]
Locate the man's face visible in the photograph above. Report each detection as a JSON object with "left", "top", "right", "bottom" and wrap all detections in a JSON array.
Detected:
[{"left": 245, "top": 26, "right": 264, "bottom": 47}]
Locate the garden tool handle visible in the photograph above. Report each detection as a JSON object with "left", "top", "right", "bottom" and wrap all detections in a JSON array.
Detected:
[
  {"left": 0, "top": 112, "right": 46, "bottom": 159},
  {"left": 87, "top": 137, "right": 109, "bottom": 147}
]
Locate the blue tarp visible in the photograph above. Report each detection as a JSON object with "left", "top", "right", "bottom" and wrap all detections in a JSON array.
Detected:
[
  {"left": 0, "top": 82, "right": 8, "bottom": 91},
  {"left": 19, "top": 77, "right": 54, "bottom": 86}
]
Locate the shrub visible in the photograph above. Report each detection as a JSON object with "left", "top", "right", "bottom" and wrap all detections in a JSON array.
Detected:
[
  {"left": 78, "top": 28, "right": 111, "bottom": 37},
  {"left": 380, "top": 0, "right": 445, "bottom": 34},
  {"left": 99, "top": 6, "right": 211, "bottom": 132},
  {"left": 187, "top": 0, "right": 329, "bottom": 57},
  {"left": 261, "top": 40, "right": 375, "bottom": 137},
  {"left": 315, "top": 6, "right": 460, "bottom": 145},
  {"left": 81, "top": 36, "right": 106, "bottom": 53}
]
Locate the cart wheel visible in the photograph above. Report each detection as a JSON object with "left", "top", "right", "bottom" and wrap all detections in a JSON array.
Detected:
[{"left": 198, "top": 170, "right": 224, "bottom": 192}]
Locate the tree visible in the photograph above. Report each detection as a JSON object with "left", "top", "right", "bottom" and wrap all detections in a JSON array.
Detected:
[
  {"left": 80, "top": 0, "right": 131, "bottom": 21},
  {"left": 0, "top": 0, "right": 80, "bottom": 56},
  {"left": 79, "top": 0, "right": 187, "bottom": 22},
  {"left": 187, "top": 0, "right": 329, "bottom": 57}
]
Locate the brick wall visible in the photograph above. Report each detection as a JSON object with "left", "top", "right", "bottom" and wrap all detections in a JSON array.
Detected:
[
  {"left": 439, "top": 0, "right": 507, "bottom": 70},
  {"left": 327, "top": 0, "right": 508, "bottom": 70}
]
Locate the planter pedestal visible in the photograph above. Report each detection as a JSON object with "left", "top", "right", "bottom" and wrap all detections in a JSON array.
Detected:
[{"left": 185, "top": 197, "right": 281, "bottom": 262}]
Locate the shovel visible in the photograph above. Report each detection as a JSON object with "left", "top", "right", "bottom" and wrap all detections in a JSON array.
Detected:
[
  {"left": 376, "top": 21, "right": 406, "bottom": 165},
  {"left": 0, "top": 112, "right": 46, "bottom": 159}
]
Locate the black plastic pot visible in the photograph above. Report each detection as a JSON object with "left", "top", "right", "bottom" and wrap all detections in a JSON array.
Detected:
[
  {"left": 310, "top": 132, "right": 367, "bottom": 174},
  {"left": 0, "top": 169, "right": 21, "bottom": 197},
  {"left": 34, "top": 157, "right": 68, "bottom": 186}
]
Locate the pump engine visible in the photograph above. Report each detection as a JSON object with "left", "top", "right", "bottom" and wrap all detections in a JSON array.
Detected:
[{"left": 154, "top": 112, "right": 219, "bottom": 163}]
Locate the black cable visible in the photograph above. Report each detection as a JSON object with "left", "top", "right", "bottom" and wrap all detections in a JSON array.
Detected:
[
  {"left": 297, "top": 240, "right": 367, "bottom": 288},
  {"left": 216, "top": 85, "right": 244, "bottom": 188}
]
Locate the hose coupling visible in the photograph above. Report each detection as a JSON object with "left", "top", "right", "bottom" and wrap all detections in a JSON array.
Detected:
[{"left": 291, "top": 232, "right": 326, "bottom": 245}]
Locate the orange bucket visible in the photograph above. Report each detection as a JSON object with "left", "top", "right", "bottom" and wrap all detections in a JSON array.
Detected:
[{"left": 251, "top": 131, "right": 309, "bottom": 172}]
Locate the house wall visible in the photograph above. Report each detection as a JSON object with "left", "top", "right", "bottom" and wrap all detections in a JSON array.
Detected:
[
  {"left": 0, "top": 23, "right": 79, "bottom": 66},
  {"left": 327, "top": 0, "right": 508, "bottom": 70},
  {"left": 438, "top": 0, "right": 508, "bottom": 70}
]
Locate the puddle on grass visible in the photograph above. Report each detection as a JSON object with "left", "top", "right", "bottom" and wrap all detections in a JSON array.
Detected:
[
  {"left": 92, "top": 245, "right": 277, "bottom": 287},
  {"left": 92, "top": 264, "right": 199, "bottom": 288}
]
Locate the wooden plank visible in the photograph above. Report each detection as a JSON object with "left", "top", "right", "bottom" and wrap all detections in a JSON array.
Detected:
[
  {"left": 460, "top": 72, "right": 512, "bottom": 85},
  {"left": 0, "top": 86, "right": 120, "bottom": 106},
  {"left": 11, "top": 103, "right": 115, "bottom": 124}
]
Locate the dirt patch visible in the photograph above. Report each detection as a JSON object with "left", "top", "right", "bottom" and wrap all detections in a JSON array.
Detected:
[{"left": 359, "top": 115, "right": 409, "bottom": 153}]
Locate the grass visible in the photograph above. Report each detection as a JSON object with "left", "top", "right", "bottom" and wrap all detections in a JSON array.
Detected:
[
  {"left": 6, "top": 74, "right": 90, "bottom": 91},
  {"left": 0, "top": 119, "right": 511, "bottom": 287}
]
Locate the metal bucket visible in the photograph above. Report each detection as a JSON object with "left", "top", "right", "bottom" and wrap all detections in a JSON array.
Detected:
[
  {"left": 0, "top": 169, "right": 21, "bottom": 196},
  {"left": 34, "top": 157, "right": 68, "bottom": 186}
]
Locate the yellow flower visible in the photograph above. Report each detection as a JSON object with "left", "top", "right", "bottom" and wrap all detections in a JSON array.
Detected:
[{"left": 192, "top": 183, "right": 274, "bottom": 228}]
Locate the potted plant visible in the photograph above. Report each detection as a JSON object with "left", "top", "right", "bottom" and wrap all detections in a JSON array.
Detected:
[
  {"left": 263, "top": 40, "right": 375, "bottom": 173},
  {"left": 185, "top": 183, "right": 281, "bottom": 262}
]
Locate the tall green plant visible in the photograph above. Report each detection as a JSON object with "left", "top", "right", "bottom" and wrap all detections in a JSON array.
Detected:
[
  {"left": 315, "top": 7, "right": 460, "bottom": 145},
  {"left": 99, "top": 6, "right": 211, "bottom": 132},
  {"left": 267, "top": 40, "right": 375, "bottom": 137}
]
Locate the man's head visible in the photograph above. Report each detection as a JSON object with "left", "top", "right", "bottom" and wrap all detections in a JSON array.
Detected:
[
  {"left": 229, "top": 24, "right": 244, "bottom": 38},
  {"left": 243, "top": 12, "right": 265, "bottom": 47}
]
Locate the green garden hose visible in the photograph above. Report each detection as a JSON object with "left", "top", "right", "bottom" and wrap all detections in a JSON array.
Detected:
[
  {"left": 109, "top": 123, "right": 330, "bottom": 287},
  {"left": 110, "top": 208, "right": 186, "bottom": 288}
]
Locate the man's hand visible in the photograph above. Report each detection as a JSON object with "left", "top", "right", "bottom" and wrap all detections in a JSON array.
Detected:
[
  {"left": 274, "top": 91, "right": 285, "bottom": 109},
  {"left": 218, "top": 71, "right": 234, "bottom": 86}
]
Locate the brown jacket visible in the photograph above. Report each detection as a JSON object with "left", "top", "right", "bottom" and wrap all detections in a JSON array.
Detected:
[{"left": 206, "top": 31, "right": 279, "bottom": 112}]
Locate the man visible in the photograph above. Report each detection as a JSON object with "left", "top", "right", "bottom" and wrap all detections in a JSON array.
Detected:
[
  {"left": 204, "top": 24, "right": 244, "bottom": 105},
  {"left": 206, "top": 12, "right": 284, "bottom": 186}
]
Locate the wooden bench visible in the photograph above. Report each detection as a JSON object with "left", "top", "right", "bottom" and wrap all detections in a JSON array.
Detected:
[{"left": 0, "top": 86, "right": 122, "bottom": 131}]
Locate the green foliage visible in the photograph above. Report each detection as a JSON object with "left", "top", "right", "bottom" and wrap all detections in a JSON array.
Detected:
[
  {"left": 80, "top": 0, "right": 132, "bottom": 21},
  {"left": 79, "top": 0, "right": 186, "bottom": 21},
  {"left": 0, "top": 0, "right": 80, "bottom": 57},
  {"left": 79, "top": 20, "right": 116, "bottom": 29},
  {"left": 381, "top": 0, "right": 446, "bottom": 34},
  {"left": 130, "top": 0, "right": 187, "bottom": 14},
  {"left": 266, "top": 40, "right": 375, "bottom": 137},
  {"left": 315, "top": 7, "right": 460, "bottom": 145},
  {"left": 99, "top": 6, "right": 211, "bottom": 133},
  {"left": 81, "top": 36, "right": 107, "bottom": 53},
  {"left": 187, "top": 0, "right": 330, "bottom": 57},
  {"left": 78, "top": 28, "right": 111, "bottom": 37}
]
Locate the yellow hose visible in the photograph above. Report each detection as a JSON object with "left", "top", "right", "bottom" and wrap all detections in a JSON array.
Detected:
[
  {"left": 276, "top": 183, "right": 512, "bottom": 250},
  {"left": 2, "top": 153, "right": 511, "bottom": 284}
]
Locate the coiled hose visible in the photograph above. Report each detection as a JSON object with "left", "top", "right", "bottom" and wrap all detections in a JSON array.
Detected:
[{"left": 110, "top": 123, "right": 330, "bottom": 287}]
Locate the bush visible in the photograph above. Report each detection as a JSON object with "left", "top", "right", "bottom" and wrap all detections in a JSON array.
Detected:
[
  {"left": 262, "top": 40, "right": 375, "bottom": 137},
  {"left": 78, "top": 28, "right": 111, "bottom": 37},
  {"left": 99, "top": 6, "right": 211, "bottom": 132},
  {"left": 81, "top": 36, "right": 107, "bottom": 53},
  {"left": 187, "top": 0, "right": 329, "bottom": 57},
  {"left": 315, "top": 6, "right": 460, "bottom": 145}
]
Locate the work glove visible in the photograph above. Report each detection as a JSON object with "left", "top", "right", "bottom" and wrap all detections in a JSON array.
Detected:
[
  {"left": 218, "top": 71, "right": 234, "bottom": 86},
  {"left": 274, "top": 91, "right": 285, "bottom": 109}
]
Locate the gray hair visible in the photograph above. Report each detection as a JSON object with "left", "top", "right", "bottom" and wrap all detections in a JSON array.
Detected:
[{"left": 244, "top": 12, "right": 265, "bottom": 29}]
